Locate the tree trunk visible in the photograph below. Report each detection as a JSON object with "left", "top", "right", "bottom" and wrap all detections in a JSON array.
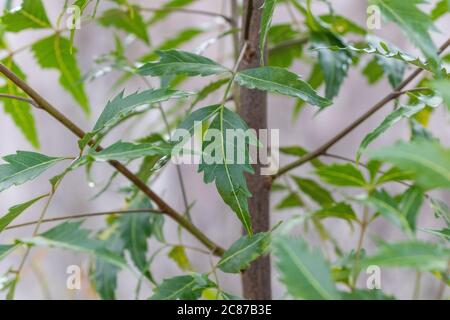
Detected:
[{"left": 238, "top": 0, "right": 272, "bottom": 300}]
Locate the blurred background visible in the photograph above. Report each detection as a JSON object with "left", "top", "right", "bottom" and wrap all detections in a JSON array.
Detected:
[{"left": 0, "top": 0, "right": 449, "bottom": 299}]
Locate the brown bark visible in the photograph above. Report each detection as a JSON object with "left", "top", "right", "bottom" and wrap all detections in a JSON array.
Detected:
[{"left": 238, "top": 0, "right": 272, "bottom": 300}]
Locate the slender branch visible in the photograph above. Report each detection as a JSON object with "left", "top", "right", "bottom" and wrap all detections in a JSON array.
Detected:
[
  {"left": 138, "top": 6, "right": 233, "bottom": 25},
  {"left": 0, "top": 93, "right": 39, "bottom": 107},
  {"left": 0, "top": 63, "right": 225, "bottom": 257},
  {"left": 273, "top": 37, "right": 450, "bottom": 180},
  {"left": 5, "top": 209, "right": 163, "bottom": 231}
]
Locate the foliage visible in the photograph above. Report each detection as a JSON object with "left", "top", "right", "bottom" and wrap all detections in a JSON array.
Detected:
[{"left": 0, "top": 0, "right": 448, "bottom": 301}]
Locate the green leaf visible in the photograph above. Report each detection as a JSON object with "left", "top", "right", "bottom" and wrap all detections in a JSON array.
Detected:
[
  {"left": 31, "top": 34, "right": 90, "bottom": 114},
  {"left": 118, "top": 194, "right": 159, "bottom": 273},
  {"left": 138, "top": 50, "right": 230, "bottom": 77},
  {"left": 359, "top": 189, "right": 412, "bottom": 236},
  {"left": 316, "top": 163, "right": 367, "bottom": 187},
  {"left": 273, "top": 235, "right": 340, "bottom": 300},
  {"left": 2, "top": 0, "right": 51, "bottom": 32},
  {"left": 198, "top": 107, "right": 256, "bottom": 234},
  {"left": 430, "top": 198, "right": 450, "bottom": 226},
  {"left": 313, "top": 202, "right": 357, "bottom": 223},
  {"left": 90, "top": 232, "right": 124, "bottom": 300},
  {"left": 218, "top": 232, "right": 271, "bottom": 273},
  {"left": 89, "top": 141, "right": 172, "bottom": 162},
  {"left": 311, "top": 31, "right": 352, "bottom": 99},
  {"left": 335, "top": 36, "right": 441, "bottom": 74},
  {"left": 0, "top": 244, "right": 18, "bottom": 261},
  {"left": 292, "top": 176, "right": 334, "bottom": 206},
  {"left": 168, "top": 246, "right": 193, "bottom": 271},
  {"left": 148, "top": 0, "right": 197, "bottom": 25},
  {"left": 98, "top": 7, "right": 150, "bottom": 44},
  {"left": 150, "top": 273, "right": 215, "bottom": 300},
  {"left": 357, "top": 98, "right": 435, "bottom": 161},
  {"left": 275, "top": 193, "right": 304, "bottom": 210},
  {"left": 0, "top": 57, "right": 39, "bottom": 148},
  {"left": 267, "top": 24, "right": 303, "bottom": 68},
  {"left": 260, "top": 0, "right": 278, "bottom": 64},
  {"left": 0, "top": 195, "right": 47, "bottom": 233},
  {"left": 93, "top": 89, "right": 191, "bottom": 132},
  {"left": 431, "top": 80, "right": 450, "bottom": 111},
  {"left": 362, "top": 240, "right": 450, "bottom": 271},
  {"left": 235, "top": 67, "right": 331, "bottom": 108},
  {"left": 431, "top": 0, "right": 449, "bottom": 20},
  {"left": 399, "top": 186, "right": 423, "bottom": 233},
  {"left": 367, "top": 140, "right": 450, "bottom": 190},
  {"left": 280, "top": 145, "right": 324, "bottom": 168},
  {"left": 20, "top": 221, "right": 127, "bottom": 268},
  {"left": 422, "top": 228, "right": 450, "bottom": 241},
  {"left": 368, "top": 0, "right": 438, "bottom": 64},
  {"left": 0, "top": 151, "right": 66, "bottom": 193},
  {"left": 376, "top": 166, "right": 412, "bottom": 185}
]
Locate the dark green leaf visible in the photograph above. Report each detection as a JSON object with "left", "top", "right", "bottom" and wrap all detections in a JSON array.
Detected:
[
  {"left": 235, "top": 67, "right": 331, "bottom": 108},
  {"left": 292, "top": 176, "right": 334, "bottom": 206},
  {"left": 0, "top": 151, "right": 66, "bottom": 192},
  {"left": 260, "top": 0, "right": 278, "bottom": 64},
  {"left": 218, "top": 232, "right": 271, "bottom": 273},
  {"left": 316, "top": 163, "right": 367, "bottom": 187},
  {"left": 150, "top": 273, "right": 215, "bottom": 300},
  {"left": 0, "top": 195, "right": 47, "bottom": 233},
  {"left": 138, "top": 50, "right": 230, "bottom": 77}
]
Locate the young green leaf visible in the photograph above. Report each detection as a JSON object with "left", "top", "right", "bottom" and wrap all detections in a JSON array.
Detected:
[
  {"left": 0, "top": 151, "right": 66, "bottom": 193},
  {"left": 0, "top": 57, "right": 39, "bottom": 148},
  {"left": 357, "top": 100, "right": 430, "bottom": 161},
  {"left": 375, "top": 166, "right": 412, "bottom": 185},
  {"left": 150, "top": 274, "right": 216, "bottom": 300},
  {"left": 368, "top": 0, "right": 438, "bottom": 64},
  {"left": 0, "top": 195, "right": 47, "bottom": 233},
  {"left": 2, "top": 0, "right": 51, "bottom": 32},
  {"left": 275, "top": 193, "right": 304, "bottom": 210},
  {"left": 90, "top": 233, "right": 124, "bottom": 300},
  {"left": 99, "top": 7, "right": 150, "bottom": 44},
  {"left": 118, "top": 194, "right": 161, "bottom": 273},
  {"left": 235, "top": 67, "right": 332, "bottom": 108},
  {"left": 431, "top": 0, "right": 449, "bottom": 20},
  {"left": 168, "top": 246, "right": 193, "bottom": 271},
  {"left": 218, "top": 232, "right": 271, "bottom": 273},
  {"left": 20, "top": 221, "right": 127, "bottom": 268},
  {"left": 313, "top": 202, "right": 357, "bottom": 223},
  {"left": 93, "top": 89, "right": 191, "bottom": 132},
  {"left": 89, "top": 141, "right": 172, "bottom": 162},
  {"left": 273, "top": 235, "right": 340, "bottom": 300},
  {"left": 399, "top": 186, "right": 424, "bottom": 233},
  {"left": 0, "top": 244, "right": 18, "bottom": 261},
  {"left": 316, "top": 163, "right": 367, "bottom": 187},
  {"left": 311, "top": 31, "right": 352, "bottom": 99},
  {"left": 138, "top": 50, "right": 230, "bottom": 77},
  {"left": 32, "top": 34, "right": 90, "bottom": 114},
  {"left": 367, "top": 141, "right": 450, "bottom": 190},
  {"left": 358, "top": 189, "right": 413, "bottom": 236},
  {"left": 292, "top": 176, "right": 334, "bottom": 206},
  {"left": 362, "top": 240, "right": 450, "bottom": 271},
  {"left": 260, "top": 0, "right": 278, "bottom": 64}
]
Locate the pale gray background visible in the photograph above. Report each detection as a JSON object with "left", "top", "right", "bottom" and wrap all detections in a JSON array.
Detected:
[{"left": 0, "top": 0, "right": 449, "bottom": 299}]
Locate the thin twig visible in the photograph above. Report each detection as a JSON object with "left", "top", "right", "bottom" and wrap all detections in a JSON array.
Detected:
[
  {"left": 0, "top": 93, "right": 39, "bottom": 108},
  {"left": 0, "top": 63, "right": 225, "bottom": 257},
  {"left": 5, "top": 209, "right": 163, "bottom": 231},
  {"left": 273, "top": 37, "right": 450, "bottom": 180},
  {"left": 138, "top": 6, "right": 233, "bottom": 25}
]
